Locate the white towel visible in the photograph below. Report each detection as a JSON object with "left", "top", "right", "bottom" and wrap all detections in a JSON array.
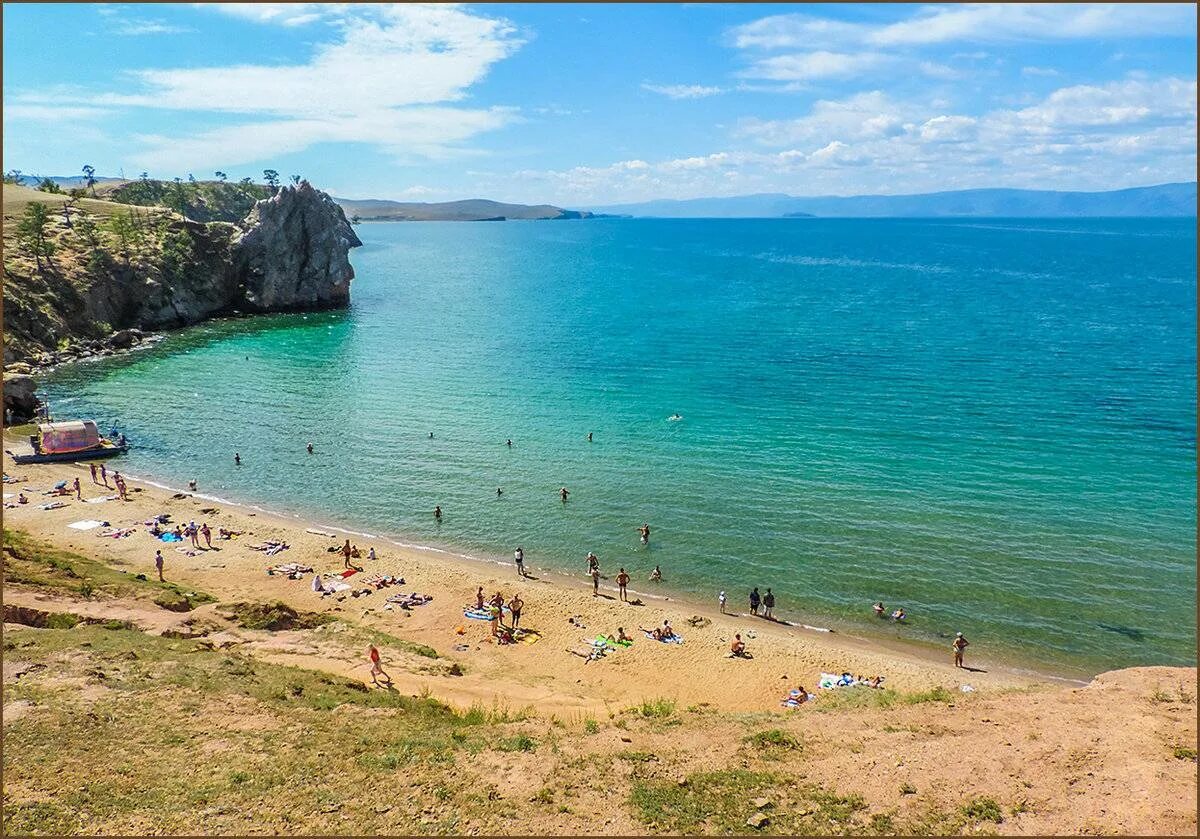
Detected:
[{"left": 68, "top": 520, "right": 105, "bottom": 530}]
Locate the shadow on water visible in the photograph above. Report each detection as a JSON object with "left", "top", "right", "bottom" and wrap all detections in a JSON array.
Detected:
[{"left": 1097, "top": 623, "right": 1146, "bottom": 642}]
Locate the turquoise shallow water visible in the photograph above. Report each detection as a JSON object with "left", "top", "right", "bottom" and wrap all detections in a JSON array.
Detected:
[{"left": 41, "top": 218, "right": 1196, "bottom": 675}]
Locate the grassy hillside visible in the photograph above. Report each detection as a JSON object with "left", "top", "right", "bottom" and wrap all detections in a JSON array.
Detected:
[
  {"left": 105, "top": 178, "right": 273, "bottom": 223},
  {"left": 3, "top": 529, "right": 1195, "bottom": 835},
  {"left": 1, "top": 184, "right": 233, "bottom": 362},
  {"left": 335, "top": 197, "right": 592, "bottom": 221}
]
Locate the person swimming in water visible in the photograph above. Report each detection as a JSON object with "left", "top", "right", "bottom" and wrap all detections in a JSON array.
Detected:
[
  {"left": 434, "top": 505, "right": 442, "bottom": 521},
  {"left": 649, "top": 565, "right": 662, "bottom": 582},
  {"left": 506, "top": 439, "right": 512, "bottom": 447},
  {"left": 638, "top": 523, "right": 650, "bottom": 545},
  {"left": 668, "top": 413, "right": 682, "bottom": 421},
  {"left": 306, "top": 442, "right": 314, "bottom": 454},
  {"left": 587, "top": 432, "right": 593, "bottom": 442}
]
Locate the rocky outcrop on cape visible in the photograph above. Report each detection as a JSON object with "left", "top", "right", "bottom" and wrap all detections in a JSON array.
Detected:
[
  {"left": 2, "top": 181, "right": 362, "bottom": 366},
  {"left": 3, "top": 372, "right": 40, "bottom": 422},
  {"left": 232, "top": 181, "right": 361, "bottom": 312}
]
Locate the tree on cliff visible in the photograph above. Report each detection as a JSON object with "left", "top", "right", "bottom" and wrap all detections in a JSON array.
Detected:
[
  {"left": 215, "top": 171, "right": 227, "bottom": 182},
  {"left": 290, "top": 174, "right": 302, "bottom": 185},
  {"left": 3, "top": 169, "right": 23, "bottom": 185},
  {"left": 81, "top": 164, "right": 97, "bottom": 197},
  {"left": 263, "top": 169, "right": 280, "bottom": 189},
  {"left": 15, "top": 202, "right": 56, "bottom": 273},
  {"left": 105, "top": 211, "right": 144, "bottom": 265},
  {"left": 36, "top": 177, "right": 62, "bottom": 194}
]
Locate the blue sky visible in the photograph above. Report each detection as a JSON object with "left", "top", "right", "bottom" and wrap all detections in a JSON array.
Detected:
[{"left": 3, "top": 3, "right": 1196, "bottom": 206}]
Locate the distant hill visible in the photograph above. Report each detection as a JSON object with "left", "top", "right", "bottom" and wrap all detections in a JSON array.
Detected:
[
  {"left": 588, "top": 183, "right": 1197, "bottom": 218},
  {"left": 334, "top": 197, "right": 592, "bottom": 221}
]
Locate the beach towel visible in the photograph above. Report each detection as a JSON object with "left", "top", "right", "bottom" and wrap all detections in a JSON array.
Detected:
[
  {"left": 68, "top": 520, "right": 105, "bottom": 530},
  {"left": 643, "top": 631, "right": 684, "bottom": 644},
  {"left": 86, "top": 495, "right": 120, "bottom": 504},
  {"left": 593, "top": 635, "right": 632, "bottom": 649},
  {"left": 38, "top": 502, "right": 67, "bottom": 510},
  {"left": 463, "top": 605, "right": 509, "bottom": 620},
  {"left": 339, "top": 568, "right": 358, "bottom": 579},
  {"left": 158, "top": 532, "right": 182, "bottom": 542}
]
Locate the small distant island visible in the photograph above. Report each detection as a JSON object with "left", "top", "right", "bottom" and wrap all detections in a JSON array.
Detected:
[{"left": 333, "top": 197, "right": 592, "bottom": 222}]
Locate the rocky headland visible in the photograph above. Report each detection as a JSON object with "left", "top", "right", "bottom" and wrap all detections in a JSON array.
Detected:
[{"left": 2, "top": 179, "right": 361, "bottom": 419}]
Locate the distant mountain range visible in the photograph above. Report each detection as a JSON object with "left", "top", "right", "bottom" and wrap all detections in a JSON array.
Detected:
[
  {"left": 333, "top": 197, "right": 592, "bottom": 221},
  {"left": 586, "top": 183, "right": 1197, "bottom": 218}
]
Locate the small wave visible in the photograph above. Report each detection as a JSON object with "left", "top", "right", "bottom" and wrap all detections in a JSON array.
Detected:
[{"left": 756, "top": 253, "right": 952, "bottom": 273}]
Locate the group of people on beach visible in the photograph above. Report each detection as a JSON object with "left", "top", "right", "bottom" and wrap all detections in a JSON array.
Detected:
[
  {"left": 475, "top": 586, "right": 525, "bottom": 637},
  {"left": 86, "top": 462, "right": 128, "bottom": 500}
]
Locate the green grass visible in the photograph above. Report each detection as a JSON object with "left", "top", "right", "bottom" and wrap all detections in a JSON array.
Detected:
[
  {"left": 629, "top": 770, "right": 872, "bottom": 835},
  {"left": 3, "top": 528, "right": 215, "bottom": 610},
  {"left": 743, "top": 728, "right": 801, "bottom": 751},
  {"left": 1171, "top": 745, "right": 1197, "bottom": 761},
  {"left": 634, "top": 697, "right": 677, "bottom": 718},
  {"left": 221, "top": 602, "right": 334, "bottom": 632},
  {"left": 812, "top": 685, "right": 955, "bottom": 712},
  {"left": 961, "top": 797, "right": 1004, "bottom": 824},
  {"left": 495, "top": 734, "right": 537, "bottom": 753}
]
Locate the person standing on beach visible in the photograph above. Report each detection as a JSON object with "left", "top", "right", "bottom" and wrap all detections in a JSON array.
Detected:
[
  {"left": 763, "top": 588, "right": 775, "bottom": 620},
  {"left": 188, "top": 521, "right": 200, "bottom": 549},
  {"left": 73, "top": 477, "right": 81, "bottom": 500},
  {"left": 154, "top": 550, "right": 164, "bottom": 582},
  {"left": 100, "top": 464, "right": 110, "bottom": 488},
  {"left": 368, "top": 644, "right": 391, "bottom": 687},
  {"left": 200, "top": 522, "right": 212, "bottom": 549},
  {"left": 749, "top": 587, "right": 761, "bottom": 616},
  {"left": 617, "top": 568, "right": 630, "bottom": 602},
  {"left": 560, "top": 486, "right": 570, "bottom": 502},
  {"left": 718, "top": 591, "right": 727, "bottom": 614},
  {"left": 89, "top": 463, "right": 98, "bottom": 484},
  {"left": 591, "top": 566, "right": 601, "bottom": 597},
  {"left": 514, "top": 547, "right": 525, "bottom": 577},
  {"left": 953, "top": 632, "right": 969, "bottom": 668},
  {"left": 475, "top": 587, "right": 485, "bottom": 610},
  {"left": 509, "top": 594, "right": 523, "bottom": 629},
  {"left": 341, "top": 539, "right": 353, "bottom": 569}
]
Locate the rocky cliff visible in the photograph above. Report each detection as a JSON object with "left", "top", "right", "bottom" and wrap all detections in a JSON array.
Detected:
[{"left": 2, "top": 181, "right": 362, "bottom": 366}]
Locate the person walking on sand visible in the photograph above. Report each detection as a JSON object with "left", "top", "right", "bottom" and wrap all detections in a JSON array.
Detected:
[
  {"left": 73, "top": 477, "right": 81, "bottom": 500},
  {"left": 509, "top": 594, "right": 524, "bottom": 629},
  {"left": 560, "top": 486, "right": 570, "bottom": 502},
  {"left": 617, "top": 568, "right": 630, "bottom": 602},
  {"left": 100, "top": 463, "right": 110, "bottom": 488},
  {"left": 763, "top": 588, "right": 775, "bottom": 620},
  {"left": 953, "top": 632, "right": 969, "bottom": 668},
  {"left": 718, "top": 591, "right": 727, "bottom": 614},
  {"left": 341, "top": 539, "right": 353, "bottom": 568},
  {"left": 749, "top": 587, "right": 761, "bottom": 616},
  {"left": 200, "top": 522, "right": 212, "bottom": 548},
  {"left": 591, "top": 566, "right": 601, "bottom": 596},
  {"left": 514, "top": 547, "right": 525, "bottom": 577},
  {"left": 368, "top": 644, "right": 392, "bottom": 687},
  {"left": 154, "top": 550, "right": 164, "bottom": 582},
  {"left": 638, "top": 523, "right": 650, "bottom": 545},
  {"left": 89, "top": 463, "right": 98, "bottom": 484}
]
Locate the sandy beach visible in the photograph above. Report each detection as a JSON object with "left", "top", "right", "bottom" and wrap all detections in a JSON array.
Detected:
[{"left": 3, "top": 455, "right": 1048, "bottom": 714}]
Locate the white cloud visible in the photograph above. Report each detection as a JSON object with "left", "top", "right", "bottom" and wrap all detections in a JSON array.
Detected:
[
  {"left": 109, "top": 18, "right": 193, "bottom": 36},
  {"left": 642, "top": 83, "right": 724, "bottom": 99},
  {"left": 1021, "top": 66, "right": 1060, "bottom": 77},
  {"left": 18, "top": 5, "right": 525, "bottom": 171},
  {"left": 502, "top": 74, "right": 1196, "bottom": 204},
  {"left": 740, "top": 51, "right": 888, "bottom": 81}
]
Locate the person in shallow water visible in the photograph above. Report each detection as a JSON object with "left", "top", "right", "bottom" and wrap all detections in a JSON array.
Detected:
[
  {"left": 953, "top": 632, "right": 969, "bottom": 667},
  {"left": 560, "top": 486, "right": 570, "bottom": 502},
  {"left": 434, "top": 506, "right": 442, "bottom": 521},
  {"left": 306, "top": 442, "right": 313, "bottom": 454},
  {"left": 638, "top": 523, "right": 650, "bottom": 545},
  {"left": 873, "top": 601, "right": 885, "bottom": 617},
  {"left": 234, "top": 452, "right": 241, "bottom": 465}
]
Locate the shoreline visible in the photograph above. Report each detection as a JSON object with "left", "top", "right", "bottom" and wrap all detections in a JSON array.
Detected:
[
  {"left": 89, "top": 465, "right": 1101, "bottom": 685},
  {"left": 3, "top": 452, "right": 1100, "bottom": 702}
]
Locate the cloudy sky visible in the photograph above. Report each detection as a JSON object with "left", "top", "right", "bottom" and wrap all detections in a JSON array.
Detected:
[{"left": 3, "top": 3, "right": 1196, "bottom": 206}]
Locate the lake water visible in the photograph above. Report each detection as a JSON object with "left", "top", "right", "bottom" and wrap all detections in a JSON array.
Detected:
[{"left": 41, "top": 217, "right": 1197, "bottom": 675}]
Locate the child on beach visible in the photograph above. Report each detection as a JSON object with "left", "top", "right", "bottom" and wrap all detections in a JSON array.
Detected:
[{"left": 368, "top": 644, "right": 391, "bottom": 686}]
